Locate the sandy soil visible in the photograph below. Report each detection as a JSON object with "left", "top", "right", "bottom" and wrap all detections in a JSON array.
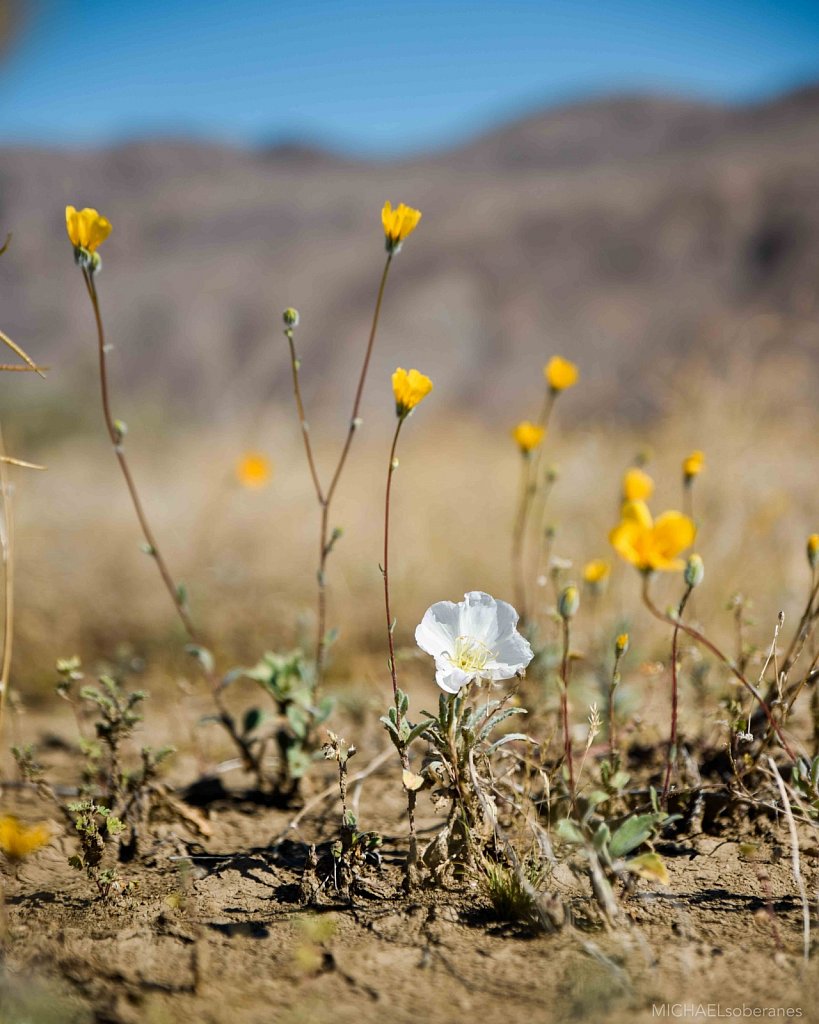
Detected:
[{"left": 1, "top": 694, "right": 817, "bottom": 1024}]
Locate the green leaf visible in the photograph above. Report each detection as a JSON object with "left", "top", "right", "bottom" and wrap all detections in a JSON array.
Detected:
[
  {"left": 486, "top": 732, "right": 530, "bottom": 752},
  {"left": 286, "top": 746, "right": 312, "bottom": 779},
  {"left": 478, "top": 706, "right": 526, "bottom": 743},
  {"left": 242, "top": 707, "right": 265, "bottom": 736},
  {"left": 286, "top": 704, "right": 308, "bottom": 740},
  {"left": 556, "top": 818, "right": 585, "bottom": 845},
  {"left": 609, "top": 813, "right": 659, "bottom": 858}
]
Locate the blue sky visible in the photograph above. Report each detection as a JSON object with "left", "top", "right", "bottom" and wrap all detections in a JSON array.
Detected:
[{"left": 1, "top": 0, "right": 818, "bottom": 154}]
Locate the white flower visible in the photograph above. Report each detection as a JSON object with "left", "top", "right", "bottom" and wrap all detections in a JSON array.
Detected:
[{"left": 415, "top": 591, "right": 534, "bottom": 694}]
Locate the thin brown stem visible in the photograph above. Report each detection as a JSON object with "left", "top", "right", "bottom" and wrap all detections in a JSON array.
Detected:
[
  {"left": 511, "top": 454, "right": 533, "bottom": 619},
  {"left": 380, "top": 415, "right": 420, "bottom": 887},
  {"left": 81, "top": 269, "right": 200, "bottom": 644},
  {"left": 560, "top": 617, "right": 575, "bottom": 801},
  {"left": 383, "top": 417, "right": 405, "bottom": 700},
  {"left": 641, "top": 575, "right": 796, "bottom": 761},
  {"left": 608, "top": 651, "right": 623, "bottom": 763},
  {"left": 285, "top": 329, "right": 324, "bottom": 504},
  {"left": 314, "top": 253, "right": 393, "bottom": 684},
  {"left": 661, "top": 585, "right": 693, "bottom": 806}
]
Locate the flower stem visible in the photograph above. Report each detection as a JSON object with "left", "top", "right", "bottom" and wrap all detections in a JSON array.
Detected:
[
  {"left": 383, "top": 417, "right": 405, "bottom": 700},
  {"left": 80, "top": 271, "right": 269, "bottom": 785},
  {"left": 661, "top": 584, "right": 693, "bottom": 806},
  {"left": 380, "top": 415, "right": 420, "bottom": 888},
  {"left": 511, "top": 454, "right": 533, "bottom": 620},
  {"left": 313, "top": 253, "right": 393, "bottom": 687},
  {"left": 560, "top": 617, "right": 575, "bottom": 801},
  {"left": 641, "top": 574, "right": 796, "bottom": 761},
  {"left": 608, "top": 649, "right": 623, "bottom": 763},
  {"left": 82, "top": 269, "right": 200, "bottom": 645},
  {"left": 284, "top": 329, "right": 324, "bottom": 505}
]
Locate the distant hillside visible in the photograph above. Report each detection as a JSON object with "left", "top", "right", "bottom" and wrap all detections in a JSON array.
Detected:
[{"left": 1, "top": 86, "right": 818, "bottom": 431}]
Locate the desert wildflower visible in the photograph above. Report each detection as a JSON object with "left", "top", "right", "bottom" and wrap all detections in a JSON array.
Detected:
[
  {"left": 416, "top": 591, "right": 533, "bottom": 694},
  {"left": 513, "top": 421, "right": 545, "bottom": 455},
  {"left": 583, "top": 559, "right": 610, "bottom": 589},
  {"left": 382, "top": 201, "right": 422, "bottom": 254},
  {"left": 609, "top": 499, "right": 696, "bottom": 573},
  {"left": 807, "top": 534, "right": 819, "bottom": 570},
  {"left": 392, "top": 368, "right": 433, "bottom": 418},
  {"left": 0, "top": 815, "right": 51, "bottom": 863},
  {"left": 544, "top": 356, "right": 578, "bottom": 393},
  {"left": 683, "top": 450, "right": 705, "bottom": 484},
  {"left": 65, "top": 206, "right": 111, "bottom": 270},
  {"left": 615, "top": 632, "right": 629, "bottom": 656},
  {"left": 235, "top": 452, "right": 272, "bottom": 489},
  {"left": 622, "top": 467, "right": 654, "bottom": 502}
]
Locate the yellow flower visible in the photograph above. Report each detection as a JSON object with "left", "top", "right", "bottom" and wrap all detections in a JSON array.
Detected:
[
  {"left": 544, "top": 356, "right": 578, "bottom": 392},
  {"left": 583, "top": 559, "right": 611, "bottom": 586},
  {"left": 392, "top": 367, "right": 433, "bottom": 417},
  {"left": 65, "top": 205, "right": 112, "bottom": 254},
  {"left": 615, "top": 633, "right": 629, "bottom": 656},
  {"left": 382, "top": 201, "right": 422, "bottom": 252},
  {"left": 609, "top": 500, "right": 696, "bottom": 573},
  {"left": 622, "top": 467, "right": 654, "bottom": 502},
  {"left": 236, "top": 452, "right": 272, "bottom": 489},
  {"left": 683, "top": 450, "right": 705, "bottom": 481},
  {"left": 0, "top": 815, "right": 51, "bottom": 862},
  {"left": 512, "top": 421, "right": 545, "bottom": 454}
]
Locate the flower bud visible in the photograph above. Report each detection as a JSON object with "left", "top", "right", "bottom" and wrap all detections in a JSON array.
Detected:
[
  {"left": 282, "top": 307, "right": 300, "bottom": 328},
  {"left": 558, "top": 585, "right": 579, "bottom": 620},
  {"left": 615, "top": 633, "right": 629, "bottom": 657},
  {"left": 807, "top": 534, "right": 819, "bottom": 570},
  {"left": 684, "top": 553, "right": 704, "bottom": 589}
]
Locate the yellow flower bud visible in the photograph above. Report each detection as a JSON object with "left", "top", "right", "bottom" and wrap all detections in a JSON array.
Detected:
[
  {"left": 683, "top": 450, "right": 705, "bottom": 483},
  {"left": 382, "top": 201, "right": 422, "bottom": 253},
  {"left": 583, "top": 559, "right": 610, "bottom": 595},
  {"left": 392, "top": 367, "right": 433, "bottom": 417},
  {"left": 684, "top": 553, "right": 705, "bottom": 588},
  {"left": 808, "top": 534, "right": 819, "bottom": 570},
  {"left": 622, "top": 467, "right": 654, "bottom": 502},
  {"left": 544, "top": 355, "right": 579, "bottom": 393},
  {"left": 615, "top": 633, "right": 629, "bottom": 656},
  {"left": 512, "top": 421, "right": 545, "bottom": 455},
  {"left": 558, "top": 585, "right": 580, "bottom": 620}
]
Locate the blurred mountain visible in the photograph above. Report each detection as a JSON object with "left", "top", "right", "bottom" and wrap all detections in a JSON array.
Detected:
[{"left": 1, "top": 85, "right": 819, "bottom": 429}]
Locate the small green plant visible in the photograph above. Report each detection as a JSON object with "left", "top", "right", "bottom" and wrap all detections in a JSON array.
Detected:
[
  {"left": 67, "top": 800, "right": 129, "bottom": 900},
  {"left": 241, "top": 649, "right": 333, "bottom": 797},
  {"left": 556, "top": 786, "right": 675, "bottom": 923},
  {"left": 322, "top": 731, "right": 381, "bottom": 901},
  {"left": 415, "top": 688, "right": 528, "bottom": 878}
]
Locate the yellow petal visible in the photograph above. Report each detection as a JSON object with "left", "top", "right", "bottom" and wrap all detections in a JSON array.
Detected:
[{"left": 623, "top": 467, "right": 654, "bottom": 502}]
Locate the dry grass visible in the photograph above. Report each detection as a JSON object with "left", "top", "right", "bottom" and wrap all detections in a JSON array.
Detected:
[{"left": 6, "top": 349, "right": 818, "bottom": 704}]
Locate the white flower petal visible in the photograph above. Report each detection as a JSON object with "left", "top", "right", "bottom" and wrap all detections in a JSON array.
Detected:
[
  {"left": 458, "top": 591, "right": 500, "bottom": 645},
  {"left": 415, "top": 601, "right": 459, "bottom": 660},
  {"left": 435, "top": 662, "right": 475, "bottom": 694},
  {"left": 493, "top": 631, "right": 534, "bottom": 675}
]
